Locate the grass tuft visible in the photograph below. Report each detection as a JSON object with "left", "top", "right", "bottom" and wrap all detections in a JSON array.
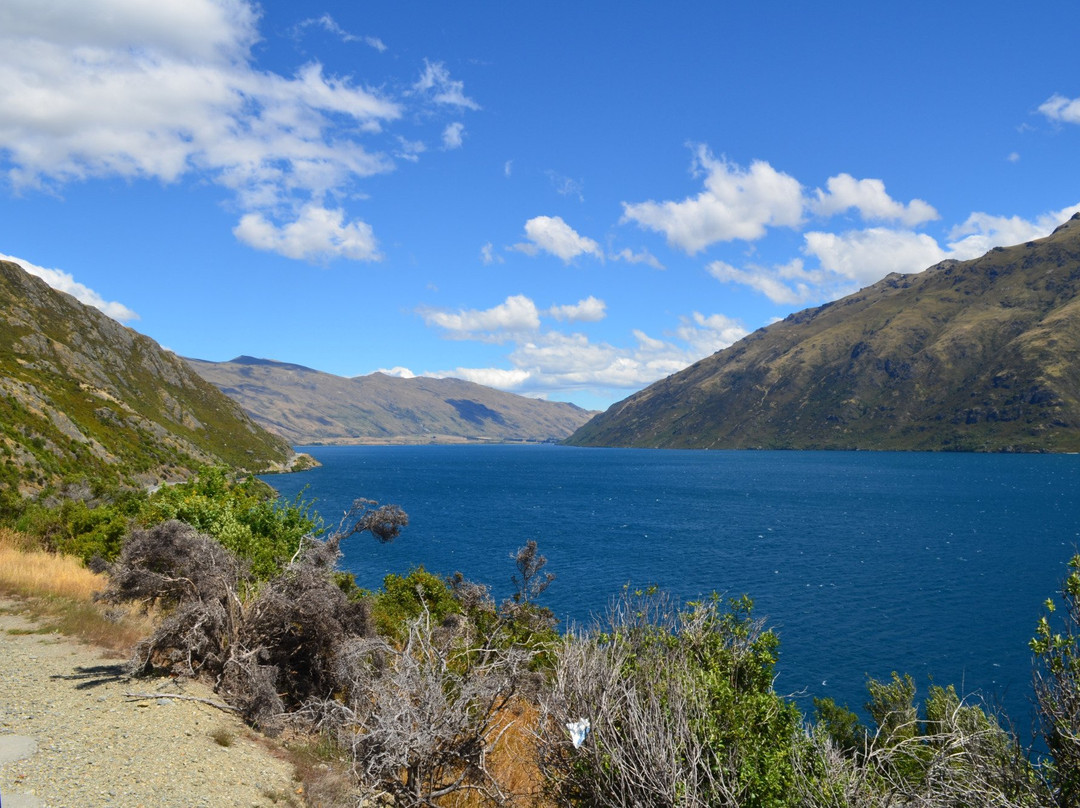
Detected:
[{"left": 0, "top": 526, "right": 151, "bottom": 652}]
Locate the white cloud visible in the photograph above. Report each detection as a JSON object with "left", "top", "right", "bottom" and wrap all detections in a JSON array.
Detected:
[
  {"left": 512, "top": 216, "right": 603, "bottom": 263},
  {"left": 442, "top": 122, "right": 465, "bottom": 150},
  {"left": 375, "top": 366, "right": 416, "bottom": 378},
  {"left": 707, "top": 259, "right": 817, "bottom": 305},
  {"left": 479, "top": 242, "right": 503, "bottom": 265},
  {"left": 0, "top": 0, "right": 482, "bottom": 261},
  {"left": 674, "top": 312, "right": 748, "bottom": 356},
  {"left": 547, "top": 296, "right": 606, "bottom": 322},
  {"left": 431, "top": 303, "right": 747, "bottom": 398},
  {"left": 413, "top": 60, "right": 480, "bottom": 110},
  {"left": 715, "top": 204, "right": 1080, "bottom": 304},
  {"left": 611, "top": 247, "right": 665, "bottom": 270},
  {"left": 547, "top": 171, "right": 584, "bottom": 201},
  {"left": 1039, "top": 93, "right": 1080, "bottom": 124},
  {"left": 233, "top": 204, "right": 381, "bottom": 262},
  {"left": 946, "top": 204, "right": 1080, "bottom": 258},
  {"left": 1007, "top": 152, "right": 1020, "bottom": 163},
  {"left": 810, "top": 173, "right": 938, "bottom": 227},
  {"left": 295, "top": 14, "right": 386, "bottom": 51},
  {"left": 621, "top": 145, "right": 804, "bottom": 253},
  {"left": 504, "top": 160, "right": 513, "bottom": 177},
  {"left": 0, "top": 252, "right": 139, "bottom": 322},
  {"left": 803, "top": 228, "right": 947, "bottom": 285},
  {"left": 418, "top": 294, "right": 541, "bottom": 341}
]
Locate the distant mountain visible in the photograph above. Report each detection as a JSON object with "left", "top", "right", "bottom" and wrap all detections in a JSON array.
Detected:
[
  {"left": 0, "top": 259, "right": 294, "bottom": 494},
  {"left": 568, "top": 214, "right": 1080, "bottom": 452},
  {"left": 185, "top": 356, "right": 597, "bottom": 445}
]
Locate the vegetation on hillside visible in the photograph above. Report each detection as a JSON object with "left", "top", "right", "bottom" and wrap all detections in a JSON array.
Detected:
[{"left": 0, "top": 259, "right": 292, "bottom": 494}]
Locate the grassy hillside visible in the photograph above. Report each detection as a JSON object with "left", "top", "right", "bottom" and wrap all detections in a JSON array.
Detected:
[
  {"left": 186, "top": 355, "right": 596, "bottom": 444},
  {"left": 569, "top": 214, "right": 1080, "bottom": 452},
  {"left": 0, "top": 259, "right": 293, "bottom": 494}
]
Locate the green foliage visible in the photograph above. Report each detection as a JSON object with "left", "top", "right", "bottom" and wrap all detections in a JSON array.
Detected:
[
  {"left": 812, "top": 697, "right": 867, "bottom": 756},
  {"left": 1032, "top": 553, "right": 1080, "bottom": 805},
  {"left": 137, "top": 466, "right": 321, "bottom": 580},
  {"left": 866, "top": 671, "right": 920, "bottom": 749},
  {"left": 370, "top": 566, "right": 462, "bottom": 639},
  {"left": 545, "top": 590, "right": 803, "bottom": 808}
]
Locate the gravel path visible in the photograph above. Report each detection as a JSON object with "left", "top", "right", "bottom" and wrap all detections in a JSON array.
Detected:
[{"left": 0, "top": 600, "right": 299, "bottom": 808}]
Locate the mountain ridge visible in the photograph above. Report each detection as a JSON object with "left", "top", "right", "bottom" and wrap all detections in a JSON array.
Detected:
[
  {"left": 567, "top": 214, "right": 1080, "bottom": 452},
  {"left": 185, "top": 356, "right": 596, "bottom": 445},
  {"left": 0, "top": 259, "right": 294, "bottom": 494}
]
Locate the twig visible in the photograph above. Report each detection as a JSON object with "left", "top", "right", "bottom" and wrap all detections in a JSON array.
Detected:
[{"left": 124, "top": 691, "right": 239, "bottom": 713}]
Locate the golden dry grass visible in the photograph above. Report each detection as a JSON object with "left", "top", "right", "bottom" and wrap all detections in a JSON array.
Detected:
[
  {"left": 440, "top": 700, "right": 553, "bottom": 808},
  {"left": 0, "top": 526, "right": 152, "bottom": 652}
]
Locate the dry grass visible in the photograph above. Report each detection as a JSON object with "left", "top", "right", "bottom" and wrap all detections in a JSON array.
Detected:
[
  {"left": 440, "top": 699, "right": 552, "bottom": 808},
  {"left": 0, "top": 527, "right": 152, "bottom": 653}
]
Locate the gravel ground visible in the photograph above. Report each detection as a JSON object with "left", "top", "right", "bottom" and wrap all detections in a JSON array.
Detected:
[{"left": 0, "top": 601, "right": 301, "bottom": 808}]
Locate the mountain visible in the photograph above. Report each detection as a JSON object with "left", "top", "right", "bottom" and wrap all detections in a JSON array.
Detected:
[
  {"left": 184, "top": 356, "right": 597, "bottom": 445},
  {"left": 0, "top": 259, "right": 294, "bottom": 494},
  {"left": 568, "top": 214, "right": 1080, "bottom": 452}
]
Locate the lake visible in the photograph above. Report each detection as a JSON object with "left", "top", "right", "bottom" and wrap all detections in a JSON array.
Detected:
[{"left": 262, "top": 444, "right": 1080, "bottom": 730}]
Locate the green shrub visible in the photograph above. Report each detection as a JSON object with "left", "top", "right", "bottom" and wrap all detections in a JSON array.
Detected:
[
  {"left": 137, "top": 466, "right": 321, "bottom": 580},
  {"left": 370, "top": 567, "right": 462, "bottom": 639}
]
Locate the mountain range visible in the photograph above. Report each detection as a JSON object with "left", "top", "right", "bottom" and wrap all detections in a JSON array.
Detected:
[
  {"left": 568, "top": 214, "right": 1080, "bottom": 452},
  {"left": 0, "top": 259, "right": 293, "bottom": 494},
  {"left": 185, "top": 356, "right": 596, "bottom": 445}
]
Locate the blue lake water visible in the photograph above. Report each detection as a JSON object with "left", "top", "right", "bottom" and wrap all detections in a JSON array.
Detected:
[{"left": 262, "top": 444, "right": 1080, "bottom": 730}]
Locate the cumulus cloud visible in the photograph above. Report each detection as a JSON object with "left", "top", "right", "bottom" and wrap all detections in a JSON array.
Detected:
[
  {"left": 0, "top": 252, "right": 138, "bottom": 322},
  {"left": 442, "top": 122, "right": 465, "bottom": 149},
  {"left": 418, "top": 294, "right": 541, "bottom": 341},
  {"left": 0, "top": 0, "right": 479, "bottom": 261},
  {"left": 621, "top": 145, "right": 804, "bottom": 253},
  {"left": 713, "top": 203, "right": 1080, "bottom": 305},
  {"left": 413, "top": 59, "right": 480, "bottom": 110},
  {"left": 1039, "top": 93, "right": 1080, "bottom": 124},
  {"left": 233, "top": 205, "right": 381, "bottom": 262},
  {"left": 810, "top": 173, "right": 938, "bottom": 227},
  {"left": 547, "top": 296, "right": 606, "bottom": 322},
  {"left": 803, "top": 228, "right": 948, "bottom": 285},
  {"left": 421, "top": 292, "right": 747, "bottom": 398},
  {"left": 512, "top": 216, "right": 604, "bottom": 263},
  {"left": 447, "top": 313, "right": 747, "bottom": 397},
  {"left": 946, "top": 203, "right": 1080, "bottom": 258}
]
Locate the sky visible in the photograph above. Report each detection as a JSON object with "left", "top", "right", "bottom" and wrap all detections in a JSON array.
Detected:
[{"left": 2, "top": 1, "right": 1080, "bottom": 411}]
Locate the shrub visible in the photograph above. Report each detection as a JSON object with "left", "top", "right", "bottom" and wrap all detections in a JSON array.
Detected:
[
  {"left": 539, "top": 590, "right": 802, "bottom": 808},
  {"left": 1032, "top": 553, "right": 1080, "bottom": 805},
  {"left": 137, "top": 466, "right": 321, "bottom": 580}
]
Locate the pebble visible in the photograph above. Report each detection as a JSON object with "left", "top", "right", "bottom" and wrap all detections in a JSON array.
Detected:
[{"left": 0, "top": 600, "right": 297, "bottom": 807}]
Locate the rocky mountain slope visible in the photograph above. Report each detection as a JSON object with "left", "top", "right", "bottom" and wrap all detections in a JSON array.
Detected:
[
  {"left": 568, "top": 214, "right": 1080, "bottom": 452},
  {"left": 185, "top": 356, "right": 596, "bottom": 445},
  {"left": 0, "top": 259, "right": 293, "bottom": 494}
]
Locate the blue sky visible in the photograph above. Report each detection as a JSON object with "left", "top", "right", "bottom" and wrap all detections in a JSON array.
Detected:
[{"left": 2, "top": 1, "right": 1079, "bottom": 410}]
